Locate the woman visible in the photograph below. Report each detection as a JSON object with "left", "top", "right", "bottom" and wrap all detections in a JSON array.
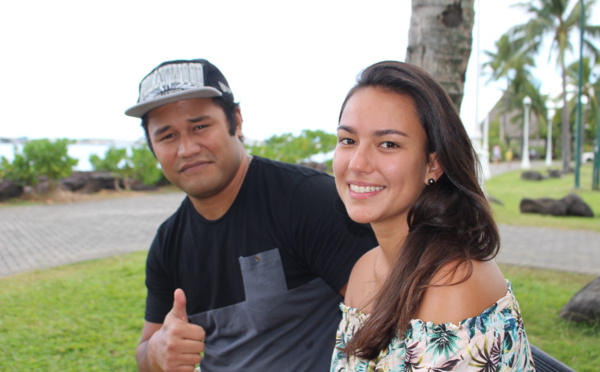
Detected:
[{"left": 331, "top": 61, "right": 534, "bottom": 371}]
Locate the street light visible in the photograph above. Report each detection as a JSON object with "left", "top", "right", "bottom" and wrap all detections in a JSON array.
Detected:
[{"left": 521, "top": 96, "right": 532, "bottom": 169}]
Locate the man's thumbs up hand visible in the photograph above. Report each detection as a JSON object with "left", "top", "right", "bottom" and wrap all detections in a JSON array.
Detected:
[
  {"left": 170, "top": 288, "right": 189, "bottom": 322},
  {"left": 147, "top": 289, "right": 206, "bottom": 371}
]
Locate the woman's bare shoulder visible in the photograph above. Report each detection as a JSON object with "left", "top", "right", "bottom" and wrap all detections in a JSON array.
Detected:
[
  {"left": 416, "top": 259, "right": 507, "bottom": 325},
  {"left": 344, "top": 247, "right": 380, "bottom": 312}
]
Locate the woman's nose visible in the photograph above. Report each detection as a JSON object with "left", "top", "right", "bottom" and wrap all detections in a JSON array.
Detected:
[{"left": 348, "top": 145, "right": 372, "bottom": 173}]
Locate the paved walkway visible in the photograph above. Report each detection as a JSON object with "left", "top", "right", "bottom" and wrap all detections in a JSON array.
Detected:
[
  {"left": 0, "top": 192, "right": 185, "bottom": 278},
  {"left": 1, "top": 164, "right": 599, "bottom": 278}
]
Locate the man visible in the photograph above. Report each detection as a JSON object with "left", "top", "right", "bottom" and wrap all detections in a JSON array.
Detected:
[{"left": 125, "top": 58, "right": 377, "bottom": 372}]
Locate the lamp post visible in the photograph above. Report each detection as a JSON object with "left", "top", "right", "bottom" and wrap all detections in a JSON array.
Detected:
[
  {"left": 521, "top": 96, "right": 532, "bottom": 169},
  {"left": 545, "top": 106, "right": 554, "bottom": 166}
]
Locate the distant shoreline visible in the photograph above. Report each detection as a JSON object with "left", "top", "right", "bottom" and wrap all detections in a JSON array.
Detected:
[{"left": 0, "top": 137, "right": 144, "bottom": 146}]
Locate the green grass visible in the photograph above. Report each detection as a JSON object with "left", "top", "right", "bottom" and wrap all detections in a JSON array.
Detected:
[
  {"left": 0, "top": 252, "right": 147, "bottom": 371},
  {"left": 485, "top": 163, "right": 600, "bottom": 231},
  {"left": 502, "top": 265, "right": 599, "bottom": 372},
  {"left": 1, "top": 169, "right": 598, "bottom": 371},
  {"left": 0, "top": 252, "right": 598, "bottom": 371}
]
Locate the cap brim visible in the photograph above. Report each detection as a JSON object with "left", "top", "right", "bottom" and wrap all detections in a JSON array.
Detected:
[{"left": 124, "top": 87, "right": 223, "bottom": 118}]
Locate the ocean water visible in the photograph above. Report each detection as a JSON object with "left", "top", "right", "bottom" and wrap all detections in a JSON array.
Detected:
[{"left": 0, "top": 141, "right": 139, "bottom": 172}]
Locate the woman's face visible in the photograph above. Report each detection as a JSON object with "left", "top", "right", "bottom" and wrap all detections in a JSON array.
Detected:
[{"left": 333, "top": 87, "right": 439, "bottom": 227}]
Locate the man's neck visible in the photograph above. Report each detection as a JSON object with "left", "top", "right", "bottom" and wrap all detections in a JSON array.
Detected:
[{"left": 189, "top": 154, "right": 252, "bottom": 220}]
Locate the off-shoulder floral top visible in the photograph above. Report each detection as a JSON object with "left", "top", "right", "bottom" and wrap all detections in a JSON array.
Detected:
[{"left": 331, "top": 281, "right": 535, "bottom": 371}]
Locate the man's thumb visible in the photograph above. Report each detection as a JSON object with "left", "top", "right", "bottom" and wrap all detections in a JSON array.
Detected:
[{"left": 171, "top": 288, "right": 188, "bottom": 322}]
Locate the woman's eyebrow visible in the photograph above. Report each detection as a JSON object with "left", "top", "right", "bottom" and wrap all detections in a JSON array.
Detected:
[{"left": 374, "top": 129, "right": 409, "bottom": 137}]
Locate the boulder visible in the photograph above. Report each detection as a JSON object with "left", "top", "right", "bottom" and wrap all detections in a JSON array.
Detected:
[
  {"left": 547, "top": 169, "right": 562, "bottom": 178},
  {"left": 60, "top": 171, "right": 92, "bottom": 191},
  {"left": 520, "top": 197, "right": 567, "bottom": 216},
  {"left": 0, "top": 180, "right": 24, "bottom": 201},
  {"left": 60, "top": 171, "right": 118, "bottom": 193},
  {"left": 520, "top": 193, "right": 594, "bottom": 217},
  {"left": 560, "top": 277, "right": 600, "bottom": 324},
  {"left": 520, "top": 171, "right": 544, "bottom": 181},
  {"left": 563, "top": 194, "right": 594, "bottom": 218},
  {"left": 131, "top": 180, "right": 159, "bottom": 191}
]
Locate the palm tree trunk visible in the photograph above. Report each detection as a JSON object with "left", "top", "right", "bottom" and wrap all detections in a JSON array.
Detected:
[
  {"left": 406, "top": 0, "right": 475, "bottom": 110},
  {"left": 560, "top": 62, "right": 571, "bottom": 172}
]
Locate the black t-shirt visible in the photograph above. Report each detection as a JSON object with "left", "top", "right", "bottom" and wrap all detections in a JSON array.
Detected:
[{"left": 145, "top": 156, "right": 377, "bottom": 371}]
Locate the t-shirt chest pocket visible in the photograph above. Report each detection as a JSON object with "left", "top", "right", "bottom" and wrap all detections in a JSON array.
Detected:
[{"left": 238, "top": 248, "right": 287, "bottom": 311}]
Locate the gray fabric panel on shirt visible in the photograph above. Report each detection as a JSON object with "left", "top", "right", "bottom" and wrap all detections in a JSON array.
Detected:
[
  {"left": 238, "top": 248, "right": 287, "bottom": 301},
  {"left": 188, "top": 248, "right": 342, "bottom": 371}
]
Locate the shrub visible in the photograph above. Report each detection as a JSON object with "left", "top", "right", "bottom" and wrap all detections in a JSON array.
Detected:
[{"left": 1, "top": 139, "right": 77, "bottom": 191}]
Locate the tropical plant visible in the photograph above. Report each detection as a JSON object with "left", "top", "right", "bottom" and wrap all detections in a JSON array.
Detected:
[
  {"left": 1, "top": 139, "right": 78, "bottom": 191},
  {"left": 89, "top": 146, "right": 129, "bottom": 190},
  {"left": 484, "top": 34, "right": 536, "bottom": 144},
  {"left": 567, "top": 56, "right": 599, "bottom": 152},
  {"left": 484, "top": 35, "right": 552, "bottom": 158},
  {"left": 0, "top": 148, "right": 37, "bottom": 186},
  {"left": 503, "top": 0, "right": 600, "bottom": 172},
  {"left": 245, "top": 129, "right": 336, "bottom": 165},
  {"left": 129, "top": 144, "right": 164, "bottom": 186},
  {"left": 90, "top": 145, "right": 164, "bottom": 189}
]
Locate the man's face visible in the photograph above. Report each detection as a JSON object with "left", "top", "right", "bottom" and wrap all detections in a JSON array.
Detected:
[{"left": 146, "top": 98, "right": 245, "bottom": 201}]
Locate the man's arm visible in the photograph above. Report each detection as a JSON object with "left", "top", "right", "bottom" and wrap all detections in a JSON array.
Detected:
[
  {"left": 136, "top": 289, "right": 206, "bottom": 372},
  {"left": 136, "top": 322, "right": 163, "bottom": 371},
  {"left": 292, "top": 174, "right": 377, "bottom": 294}
]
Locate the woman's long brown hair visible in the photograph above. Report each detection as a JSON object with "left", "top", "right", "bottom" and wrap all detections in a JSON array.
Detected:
[{"left": 338, "top": 61, "right": 500, "bottom": 359}]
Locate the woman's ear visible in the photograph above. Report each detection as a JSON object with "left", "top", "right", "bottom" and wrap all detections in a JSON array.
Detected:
[{"left": 424, "top": 153, "right": 444, "bottom": 185}]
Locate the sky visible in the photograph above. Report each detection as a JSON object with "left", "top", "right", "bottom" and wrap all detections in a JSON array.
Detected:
[{"left": 0, "top": 0, "right": 596, "bottom": 144}]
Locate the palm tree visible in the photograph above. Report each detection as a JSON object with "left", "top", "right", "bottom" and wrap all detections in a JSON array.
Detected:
[
  {"left": 503, "top": 65, "right": 549, "bottom": 159},
  {"left": 484, "top": 34, "right": 536, "bottom": 144},
  {"left": 567, "top": 57, "right": 599, "bottom": 152},
  {"left": 406, "top": 0, "right": 475, "bottom": 110},
  {"left": 503, "top": 0, "right": 600, "bottom": 172}
]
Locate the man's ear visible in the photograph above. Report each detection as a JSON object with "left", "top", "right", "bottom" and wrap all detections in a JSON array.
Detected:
[
  {"left": 235, "top": 107, "right": 244, "bottom": 139},
  {"left": 425, "top": 153, "right": 444, "bottom": 185}
]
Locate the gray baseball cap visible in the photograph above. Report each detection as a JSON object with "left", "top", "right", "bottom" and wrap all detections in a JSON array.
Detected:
[{"left": 125, "top": 58, "right": 234, "bottom": 118}]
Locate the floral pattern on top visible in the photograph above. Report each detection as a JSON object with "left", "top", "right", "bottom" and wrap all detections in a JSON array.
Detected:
[{"left": 331, "top": 281, "right": 535, "bottom": 372}]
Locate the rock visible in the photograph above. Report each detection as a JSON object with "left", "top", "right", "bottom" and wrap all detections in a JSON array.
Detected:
[
  {"left": 131, "top": 180, "right": 159, "bottom": 191},
  {"left": 60, "top": 171, "right": 91, "bottom": 191},
  {"left": 60, "top": 171, "right": 118, "bottom": 193},
  {"left": 560, "top": 277, "right": 600, "bottom": 324},
  {"left": 563, "top": 194, "right": 594, "bottom": 218},
  {"left": 0, "top": 180, "right": 24, "bottom": 201},
  {"left": 3, "top": 171, "right": 167, "bottom": 200},
  {"left": 520, "top": 193, "right": 594, "bottom": 217},
  {"left": 520, "top": 197, "right": 567, "bottom": 216},
  {"left": 520, "top": 171, "right": 544, "bottom": 181},
  {"left": 547, "top": 169, "right": 562, "bottom": 178}
]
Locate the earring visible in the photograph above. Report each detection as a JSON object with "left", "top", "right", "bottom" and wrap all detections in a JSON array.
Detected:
[{"left": 428, "top": 178, "right": 435, "bottom": 185}]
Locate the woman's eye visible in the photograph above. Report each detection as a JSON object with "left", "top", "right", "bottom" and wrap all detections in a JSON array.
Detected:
[{"left": 339, "top": 138, "right": 355, "bottom": 145}]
